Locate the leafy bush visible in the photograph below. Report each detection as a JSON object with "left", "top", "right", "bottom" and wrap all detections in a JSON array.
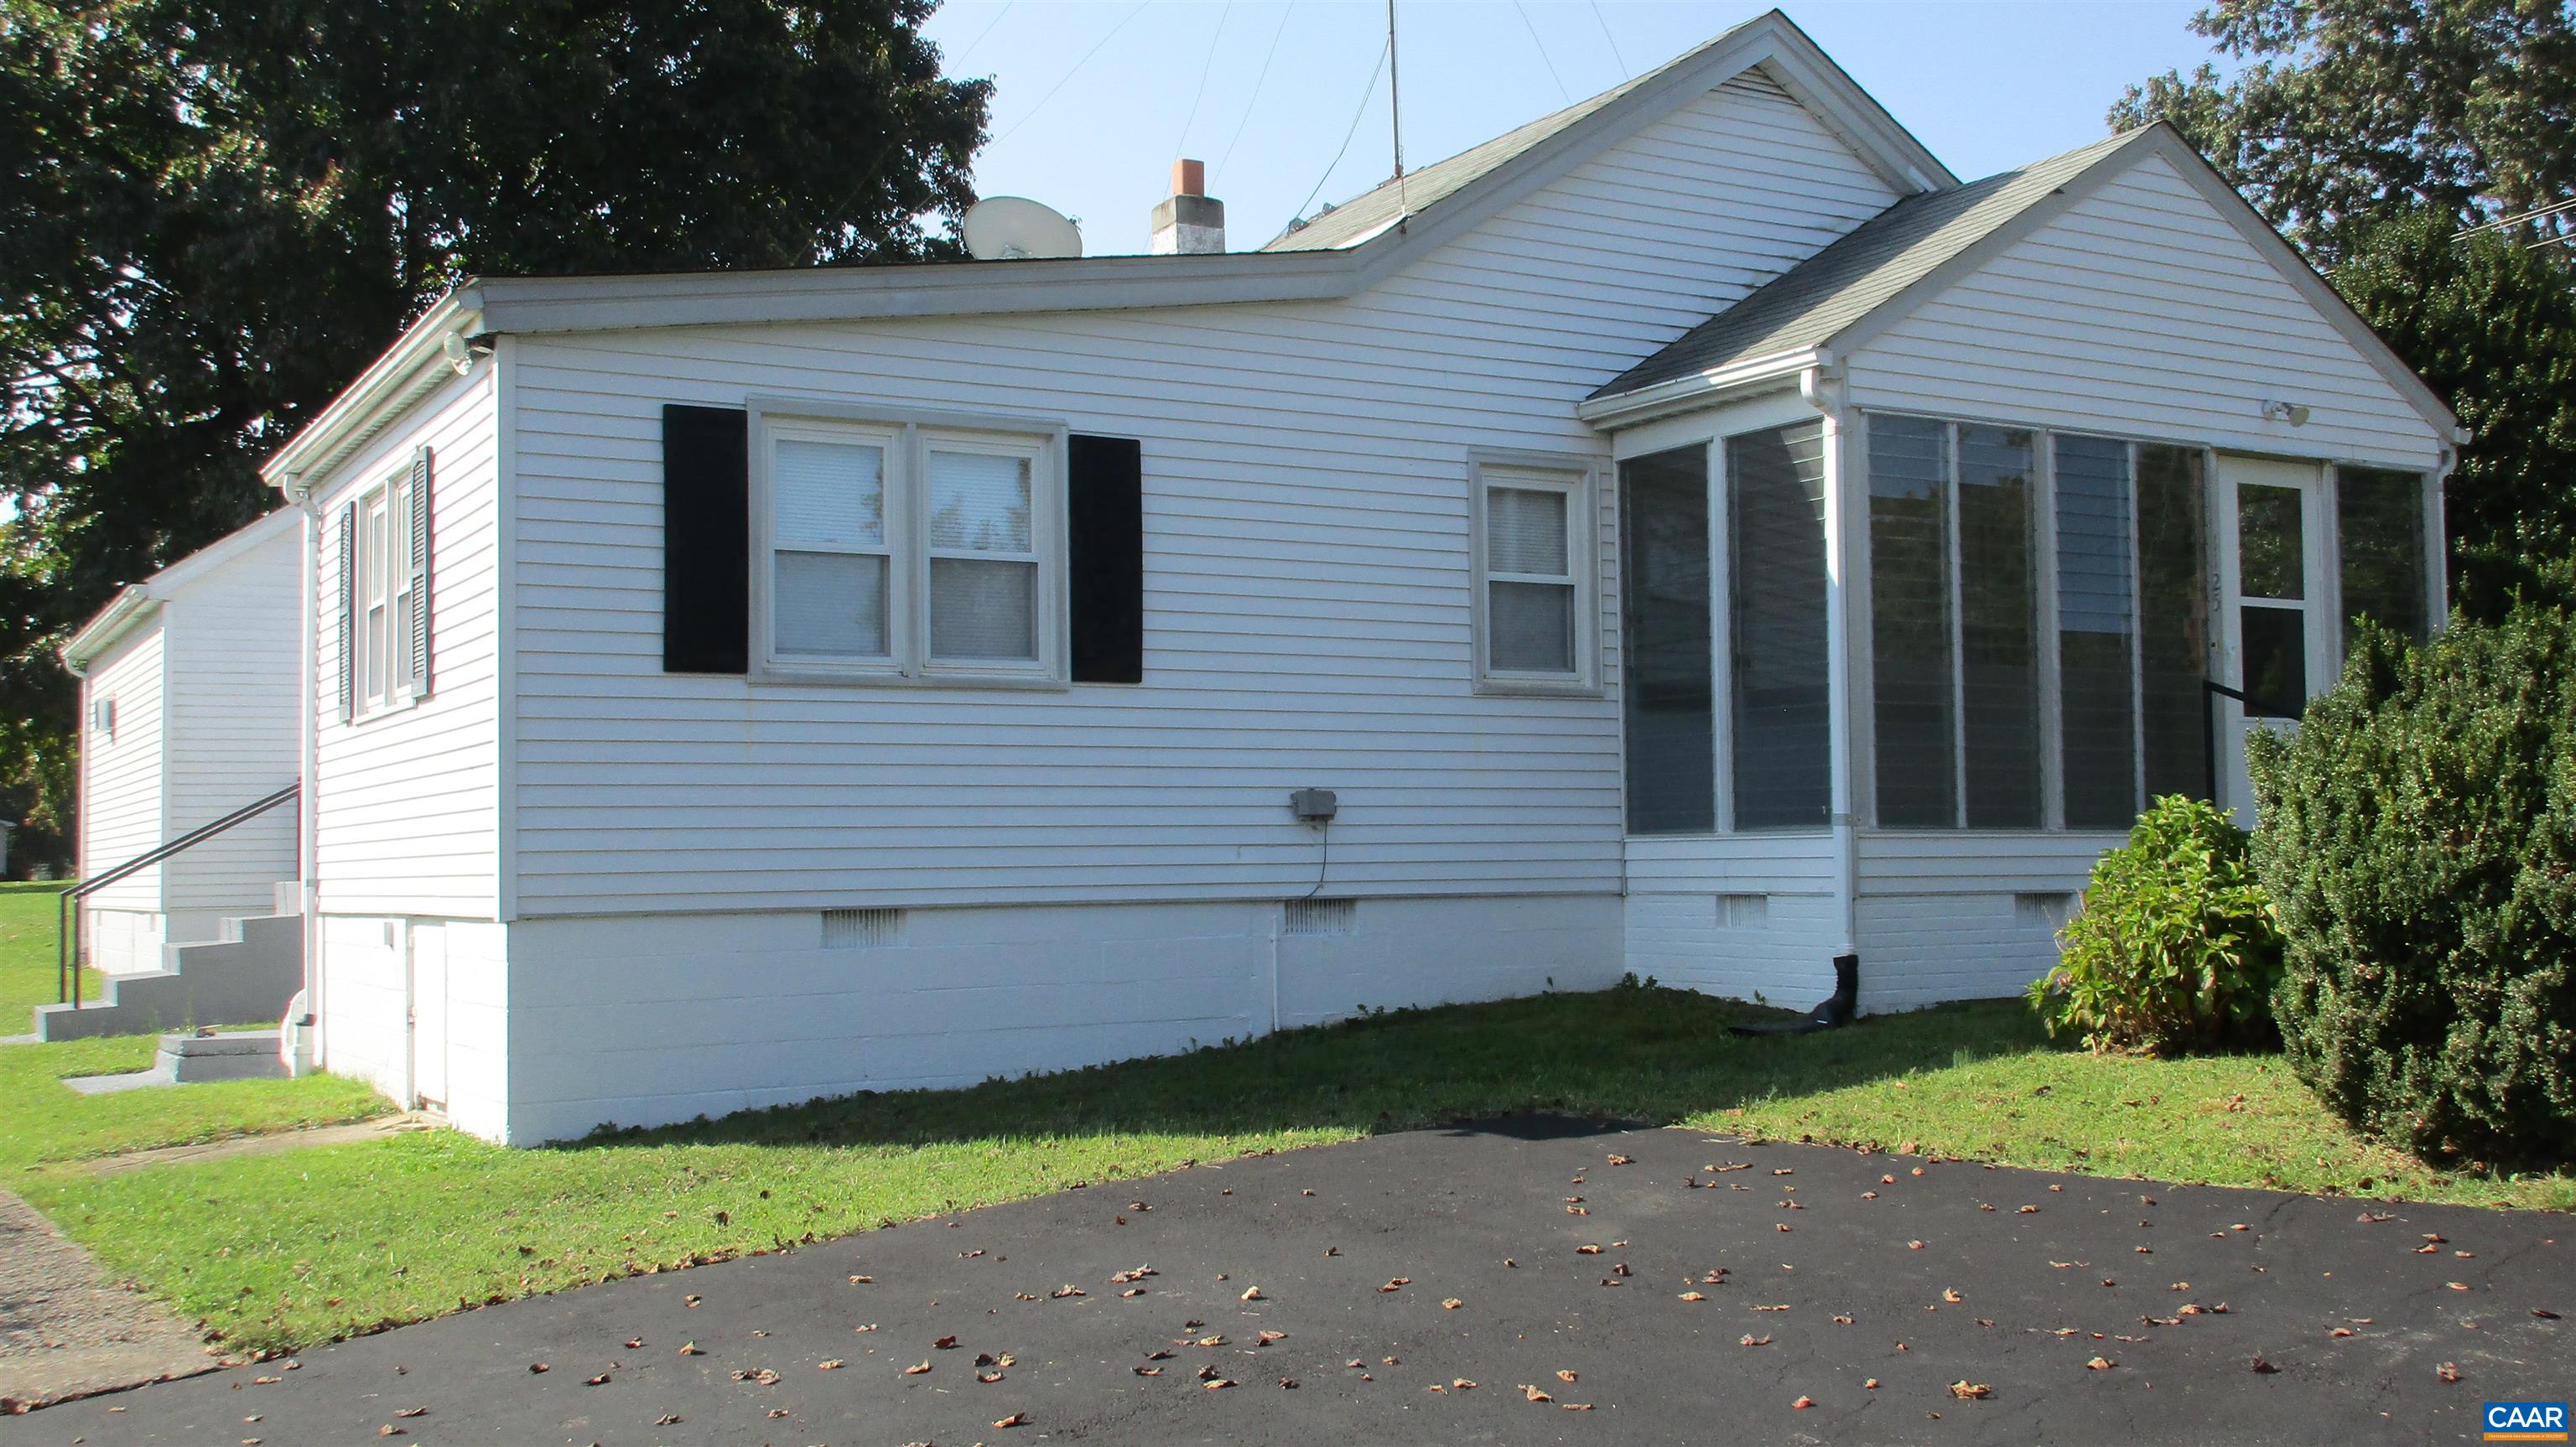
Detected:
[
  {"left": 2251, "top": 610, "right": 2576, "bottom": 1166},
  {"left": 2027, "top": 796, "right": 2283, "bottom": 1054}
]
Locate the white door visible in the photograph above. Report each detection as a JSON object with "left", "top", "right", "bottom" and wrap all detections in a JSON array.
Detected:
[
  {"left": 408, "top": 923, "right": 449, "bottom": 1112},
  {"left": 2214, "top": 455, "right": 2334, "bottom": 826}
]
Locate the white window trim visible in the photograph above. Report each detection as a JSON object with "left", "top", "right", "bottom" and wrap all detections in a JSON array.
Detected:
[
  {"left": 1468, "top": 449, "right": 1602, "bottom": 698},
  {"left": 350, "top": 468, "right": 421, "bottom": 722},
  {"left": 748, "top": 398, "right": 1070, "bottom": 689}
]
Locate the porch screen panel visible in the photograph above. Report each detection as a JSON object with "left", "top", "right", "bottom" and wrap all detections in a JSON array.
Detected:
[
  {"left": 2336, "top": 467, "right": 2428, "bottom": 646},
  {"left": 1729, "top": 423, "right": 1831, "bottom": 831},
  {"left": 1956, "top": 426, "right": 2042, "bottom": 828},
  {"left": 2055, "top": 435, "right": 2139, "bottom": 828},
  {"left": 1619, "top": 446, "right": 1714, "bottom": 835},
  {"left": 2137, "top": 444, "right": 2210, "bottom": 799},
  {"left": 1868, "top": 415, "right": 1955, "bottom": 827}
]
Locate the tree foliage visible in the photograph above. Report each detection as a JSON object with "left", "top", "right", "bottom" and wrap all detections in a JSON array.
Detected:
[
  {"left": 1, "top": 1, "right": 989, "bottom": 864},
  {"left": 2110, "top": 0, "right": 2576, "bottom": 263}
]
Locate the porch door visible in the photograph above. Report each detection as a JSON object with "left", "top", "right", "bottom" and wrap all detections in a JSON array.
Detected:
[{"left": 2214, "top": 454, "right": 2334, "bottom": 826}]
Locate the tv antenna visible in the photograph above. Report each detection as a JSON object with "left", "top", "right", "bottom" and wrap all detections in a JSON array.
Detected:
[{"left": 1389, "top": 0, "right": 1409, "bottom": 232}]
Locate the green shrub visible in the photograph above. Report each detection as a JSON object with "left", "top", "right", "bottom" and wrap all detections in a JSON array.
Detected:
[
  {"left": 2251, "top": 610, "right": 2576, "bottom": 1167},
  {"left": 2028, "top": 796, "right": 2283, "bottom": 1055}
]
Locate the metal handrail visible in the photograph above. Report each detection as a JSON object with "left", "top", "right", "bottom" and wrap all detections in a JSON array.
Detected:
[
  {"left": 57, "top": 781, "right": 299, "bottom": 1010},
  {"left": 2200, "top": 677, "right": 2251, "bottom": 803}
]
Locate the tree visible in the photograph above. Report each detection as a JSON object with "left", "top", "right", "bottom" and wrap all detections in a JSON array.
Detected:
[
  {"left": 2111, "top": 0, "right": 2576, "bottom": 608},
  {"left": 2111, "top": 0, "right": 2576, "bottom": 264},
  {"left": 2331, "top": 211, "right": 2576, "bottom": 615},
  {"left": 1, "top": 1, "right": 989, "bottom": 867}
]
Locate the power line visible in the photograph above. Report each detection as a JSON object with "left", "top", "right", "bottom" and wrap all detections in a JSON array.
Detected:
[
  {"left": 995, "top": 1, "right": 1151, "bottom": 146},
  {"left": 1513, "top": 0, "right": 1571, "bottom": 104},
  {"left": 952, "top": 1, "right": 1013, "bottom": 68},
  {"left": 2455, "top": 195, "right": 2576, "bottom": 238},
  {"left": 1291, "top": 39, "right": 1392, "bottom": 226},
  {"left": 1215, "top": 1, "right": 1297, "bottom": 182},
  {"left": 1589, "top": 0, "right": 1630, "bottom": 80},
  {"left": 1174, "top": 1, "right": 1234, "bottom": 157}
]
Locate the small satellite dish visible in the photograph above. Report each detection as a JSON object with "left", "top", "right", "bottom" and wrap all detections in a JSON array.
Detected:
[{"left": 962, "top": 197, "right": 1083, "bottom": 261}]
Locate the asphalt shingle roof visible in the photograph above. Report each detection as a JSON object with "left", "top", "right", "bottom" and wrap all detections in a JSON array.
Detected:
[
  {"left": 1260, "top": 17, "right": 1763, "bottom": 253},
  {"left": 1591, "top": 127, "right": 2158, "bottom": 400}
]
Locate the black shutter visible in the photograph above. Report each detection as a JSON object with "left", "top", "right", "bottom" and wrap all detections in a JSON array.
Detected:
[
  {"left": 662, "top": 405, "right": 750, "bottom": 674},
  {"left": 1067, "top": 433, "right": 1144, "bottom": 683},
  {"left": 408, "top": 445, "right": 433, "bottom": 696}
]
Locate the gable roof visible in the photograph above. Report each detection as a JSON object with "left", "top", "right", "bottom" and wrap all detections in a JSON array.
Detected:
[
  {"left": 1591, "top": 127, "right": 2153, "bottom": 399},
  {"left": 1586, "top": 123, "right": 2461, "bottom": 443},
  {"left": 63, "top": 507, "right": 301, "bottom": 675},
  {"left": 267, "top": 10, "right": 1954, "bottom": 494}
]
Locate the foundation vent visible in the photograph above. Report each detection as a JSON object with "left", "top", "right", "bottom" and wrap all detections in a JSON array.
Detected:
[
  {"left": 1715, "top": 893, "right": 1769, "bottom": 928},
  {"left": 1283, "top": 898, "right": 1356, "bottom": 936},
  {"left": 2014, "top": 892, "right": 2079, "bottom": 931},
  {"left": 823, "top": 907, "right": 904, "bottom": 949}
]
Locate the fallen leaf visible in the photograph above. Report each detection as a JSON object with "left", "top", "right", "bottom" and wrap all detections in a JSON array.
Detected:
[
  {"left": 583, "top": 1372, "right": 610, "bottom": 1387},
  {"left": 653, "top": 1414, "right": 682, "bottom": 1427},
  {"left": 1145, "top": 1350, "right": 1175, "bottom": 1361},
  {"left": 2533, "top": 1309, "right": 2563, "bottom": 1320},
  {"left": 2087, "top": 1356, "right": 2115, "bottom": 1371},
  {"left": 1792, "top": 1395, "right": 1815, "bottom": 1409},
  {"left": 2018, "top": 1206, "right": 2039, "bottom": 1214},
  {"left": 1865, "top": 1190, "right": 1882, "bottom": 1201},
  {"left": 1194, "top": 1335, "right": 1228, "bottom": 1347},
  {"left": 394, "top": 1408, "right": 426, "bottom": 1419},
  {"left": 1379, "top": 1278, "right": 1410, "bottom": 1292},
  {"left": 377, "top": 1428, "right": 405, "bottom": 1439},
  {"left": 1133, "top": 1367, "right": 1162, "bottom": 1377},
  {"left": 622, "top": 1338, "right": 643, "bottom": 1350},
  {"left": 1568, "top": 1206, "right": 1591, "bottom": 1216},
  {"left": 1753, "top": 1304, "right": 1791, "bottom": 1312},
  {"left": 853, "top": 1325, "right": 878, "bottom": 1335},
  {"left": 1202, "top": 1379, "right": 1236, "bottom": 1391},
  {"left": 1521, "top": 1384, "right": 1554, "bottom": 1403},
  {"left": 1452, "top": 1378, "right": 1478, "bottom": 1390},
  {"left": 2437, "top": 1361, "right": 2461, "bottom": 1383},
  {"left": 1949, "top": 1381, "right": 1992, "bottom": 1400},
  {"left": 2449, "top": 1282, "right": 2472, "bottom": 1292},
  {"left": 1258, "top": 1330, "right": 1287, "bottom": 1346},
  {"left": 1576, "top": 1244, "right": 1602, "bottom": 1255},
  {"left": 1833, "top": 1314, "right": 1854, "bottom": 1325},
  {"left": 520, "top": 1366, "right": 543, "bottom": 1378},
  {"left": 1607, "top": 1154, "right": 1633, "bottom": 1166},
  {"left": 2251, "top": 1356, "right": 2279, "bottom": 1374},
  {"left": 904, "top": 1361, "right": 932, "bottom": 1375},
  {"left": 1563, "top": 1402, "right": 1595, "bottom": 1411},
  {"left": 978, "top": 1372, "right": 1004, "bottom": 1383},
  {"left": 1121, "top": 1288, "right": 1145, "bottom": 1298},
  {"left": 1864, "top": 1377, "right": 1880, "bottom": 1389},
  {"left": 1052, "top": 1285, "right": 1087, "bottom": 1299},
  {"left": 1278, "top": 1376, "right": 1299, "bottom": 1389},
  {"left": 934, "top": 1335, "right": 959, "bottom": 1350},
  {"left": 1740, "top": 1334, "right": 1773, "bottom": 1346},
  {"left": 994, "top": 1410, "right": 1028, "bottom": 1427},
  {"left": 2330, "top": 1328, "right": 2355, "bottom": 1338},
  {"left": 1442, "top": 1298, "right": 1464, "bottom": 1310},
  {"left": 1678, "top": 1291, "right": 1706, "bottom": 1302},
  {"left": 818, "top": 1359, "right": 844, "bottom": 1371},
  {"left": 1942, "top": 1289, "right": 1964, "bottom": 1304},
  {"left": 1241, "top": 1286, "right": 1265, "bottom": 1301}
]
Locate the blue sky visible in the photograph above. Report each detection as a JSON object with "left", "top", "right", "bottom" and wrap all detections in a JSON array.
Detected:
[{"left": 920, "top": 1, "right": 2237, "bottom": 256}]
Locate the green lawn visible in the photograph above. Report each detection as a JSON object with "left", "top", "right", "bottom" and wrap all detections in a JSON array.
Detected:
[
  {"left": 4, "top": 978, "right": 2568, "bottom": 1359},
  {"left": 0, "top": 879, "right": 101, "bottom": 1031}
]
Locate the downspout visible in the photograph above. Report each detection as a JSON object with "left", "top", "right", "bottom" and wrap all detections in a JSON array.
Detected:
[
  {"left": 1735, "top": 356, "right": 1863, "bottom": 1036},
  {"left": 286, "top": 478, "right": 323, "bottom": 1074}
]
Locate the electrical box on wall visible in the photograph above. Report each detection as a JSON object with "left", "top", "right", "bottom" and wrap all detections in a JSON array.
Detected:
[{"left": 1290, "top": 788, "right": 1338, "bottom": 822}]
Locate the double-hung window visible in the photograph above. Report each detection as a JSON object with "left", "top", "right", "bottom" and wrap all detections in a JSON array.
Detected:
[
  {"left": 346, "top": 453, "right": 428, "bottom": 719},
  {"left": 1470, "top": 456, "right": 1598, "bottom": 694},
  {"left": 757, "top": 407, "right": 1064, "bottom": 683}
]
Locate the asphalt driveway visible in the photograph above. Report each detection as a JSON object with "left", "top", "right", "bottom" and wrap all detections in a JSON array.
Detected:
[{"left": 27, "top": 1118, "right": 2572, "bottom": 1444}]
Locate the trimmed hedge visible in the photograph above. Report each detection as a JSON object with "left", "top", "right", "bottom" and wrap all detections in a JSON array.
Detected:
[
  {"left": 2249, "top": 609, "right": 2576, "bottom": 1166},
  {"left": 2028, "top": 796, "right": 2282, "bottom": 1055}
]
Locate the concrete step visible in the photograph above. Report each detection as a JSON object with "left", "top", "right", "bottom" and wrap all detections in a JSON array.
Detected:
[
  {"left": 34, "top": 914, "right": 304, "bottom": 1042},
  {"left": 63, "top": 1030, "right": 289, "bottom": 1093}
]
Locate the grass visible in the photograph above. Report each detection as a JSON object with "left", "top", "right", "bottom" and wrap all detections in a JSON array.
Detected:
[
  {"left": 0, "top": 879, "right": 101, "bottom": 1029},
  {"left": 4, "top": 983, "right": 2568, "bottom": 1358}
]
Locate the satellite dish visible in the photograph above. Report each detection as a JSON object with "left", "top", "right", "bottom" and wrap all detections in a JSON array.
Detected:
[{"left": 962, "top": 197, "right": 1083, "bottom": 261}]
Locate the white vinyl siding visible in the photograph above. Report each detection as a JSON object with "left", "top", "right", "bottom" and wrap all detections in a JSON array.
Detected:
[
  {"left": 76, "top": 625, "right": 166, "bottom": 912},
  {"left": 313, "top": 367, "right": 501, "bottom": 919},
  {"left": 1846, "top": 153, "right": 2445, "bottom": 470},
  {"left": 159, "top": 526, "right": 302, "bottom": 917},
  {"left": 501, "top": 74, "right": 1899, "bottom": 915}
]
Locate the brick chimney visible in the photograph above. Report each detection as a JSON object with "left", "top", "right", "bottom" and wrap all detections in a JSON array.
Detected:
[{"left": 1150, "top": 158, "right": 1225, "bottom": 255}]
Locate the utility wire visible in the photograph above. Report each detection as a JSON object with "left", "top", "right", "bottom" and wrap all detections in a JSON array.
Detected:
[
  {"left": 995, "top": 0, "right": 1151, "bottom": 145},
  {"left": 1590, "top": 0, "right": 1630, "bottom": 79},
  {"left": 1174, "top": 1, "right": 1234, "bottom": 157},
  {"left": 1291, "top": 38, "right": 1392, "bottom": 226},
  {"left": 952, "top": 1, "right": 1014, "bottom": 67},
  {"left": 1513, "top": 0, "right": 1571, "bottom": 104},
  {"left": 1215, "top": 1, "right": 1297, "bottom": 182},
  {"left": 2454, "top": 194, "right": 2576, "bottom": 238}
]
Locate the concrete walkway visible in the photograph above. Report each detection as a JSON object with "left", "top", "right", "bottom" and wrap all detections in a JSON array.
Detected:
[
  {"left": 0, "top": 1190, "right": 212, "bottom": 1413},
  {"left": 18, "top": 1120, "right": 2574, "bottom": 1443}
]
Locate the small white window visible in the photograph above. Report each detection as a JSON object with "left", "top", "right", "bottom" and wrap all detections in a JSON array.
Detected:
[
  {"left": 351, "top": 468, "right": 422, "bottom": 717},
  {"left": 1471, "top": 455, "right": 1597, "bottom": 694},
  {"left": 90, "top": 697, "right": 116, "bottom": 739},
  {"left": 756, "top": 408, "right": 1062, "bottom": 685}
]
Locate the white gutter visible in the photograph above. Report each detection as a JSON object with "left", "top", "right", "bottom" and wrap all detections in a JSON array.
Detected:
[
  {"left": 60, "top": 589, "right": 162, "bottom": 677},
  {"left": 265, "top": 294, "right": 480, "bottom": 500},
  {"left": 1575, "top": 348, "right": 1827, "bottom": 431}
]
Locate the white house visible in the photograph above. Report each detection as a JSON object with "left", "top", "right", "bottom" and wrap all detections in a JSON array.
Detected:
[
  {"left": 64, "top": 508, "right": 304, "bottom": 974},
  {"left": 256, "top": 12, "right": 2455, "bottom": 1144}
]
